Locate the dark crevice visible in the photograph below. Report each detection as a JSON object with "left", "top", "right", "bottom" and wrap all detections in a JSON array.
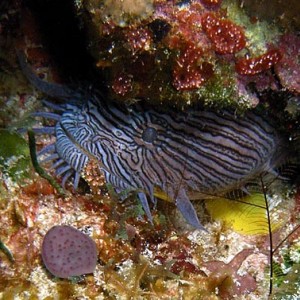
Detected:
[{"left": 22, "top": 0, "right": 103, "bottom": 88}]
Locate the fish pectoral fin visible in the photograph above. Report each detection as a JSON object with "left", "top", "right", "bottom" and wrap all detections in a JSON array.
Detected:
[
  {"left": 175, "top": 189, "right": 207, "bottom": 231},
  {"left": 137, "top": 192, "right": 153, "bottom": 224}
]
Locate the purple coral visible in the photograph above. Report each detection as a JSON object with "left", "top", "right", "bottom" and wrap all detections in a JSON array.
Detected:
[{"left": 41, "top": 225, "right": 97, "bottom": 278}]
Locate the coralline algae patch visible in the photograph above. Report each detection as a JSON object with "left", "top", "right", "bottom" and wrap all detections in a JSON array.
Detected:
[
  {"left": 78, "top": 0, "right": 285, "bottom": 109},
  {"left": 0, "top": 176, "right": 106, "bottom": 298},
  {"left": 275, "top": 34, "right": 300, "bottom": 94}
]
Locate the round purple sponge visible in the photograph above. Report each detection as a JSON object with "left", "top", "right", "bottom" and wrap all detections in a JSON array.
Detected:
[{"left": 41, "top": 225, "right": 97, "bottom": 278}]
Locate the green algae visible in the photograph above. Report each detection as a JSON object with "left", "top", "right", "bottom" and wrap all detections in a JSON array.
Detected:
[
  {"left": 0, "top": 129, "right": 31, "bottom": 183},
  {"left": 272, "top": 262, "right": 300, "bottom": 299},
  {"left": 196, "top": 63, "right": 246, "bottom": 109},
  {"left": 0, "top": 239, "right": 14, "bottom": 262}
]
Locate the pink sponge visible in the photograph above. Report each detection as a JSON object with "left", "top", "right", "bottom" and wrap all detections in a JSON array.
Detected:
[{"left": 41, "top": 225, "right": 97, "bottom": 278}]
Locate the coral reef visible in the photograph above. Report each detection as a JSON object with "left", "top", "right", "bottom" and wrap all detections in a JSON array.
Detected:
[
  {"left": 275, "top": 34, "right": 300, "bottom": 94},
  {"left": 0, "top": 0, "right": 299, "bottom": 299},
  {"left": 74, "top": 0, "right": 297, "bottom": 110},
  {"left": 1, "top": 148, "right": 299, "bottom": 299}
]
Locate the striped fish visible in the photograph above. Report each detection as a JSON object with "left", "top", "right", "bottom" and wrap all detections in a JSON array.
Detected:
[{"left": 18, "top": 52, "right": 283, "bottom": 230}]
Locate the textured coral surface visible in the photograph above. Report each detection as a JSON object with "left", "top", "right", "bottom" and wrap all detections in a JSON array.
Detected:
[
  {"left": 78, "top": 0, "right": 296, "bottom": 109},
  {"left": 0, "top": 0, "right": 300, "bottom": 299}
]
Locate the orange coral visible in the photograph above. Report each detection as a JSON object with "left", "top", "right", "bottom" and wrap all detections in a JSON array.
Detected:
[
  {"left": 125, "top": 26, "right": 152, "bottom": 53},
  {"left": 201, "top": 12, "right": 246, "bottom": 54},
  {"left": 112, "top": 72, "right": 133, "bottom": 96},
  {"left": 172, "top": 44, "right": 214, "bottom": 90},
  {"left": 236, "top": 49, "right": 282, "bottom": 75}
]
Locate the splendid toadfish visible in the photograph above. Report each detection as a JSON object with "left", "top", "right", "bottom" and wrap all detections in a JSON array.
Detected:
[{"left": 18, "top": 51, "right": 285, "bottom": 230}]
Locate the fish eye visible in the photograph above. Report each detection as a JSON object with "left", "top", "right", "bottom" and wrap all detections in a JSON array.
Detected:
[
  {"left": 142, "top": 127, "right": 157, "bottom": 143},
  {"left": 115, "top": 130, "right": 123, "bottom": 137}
]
